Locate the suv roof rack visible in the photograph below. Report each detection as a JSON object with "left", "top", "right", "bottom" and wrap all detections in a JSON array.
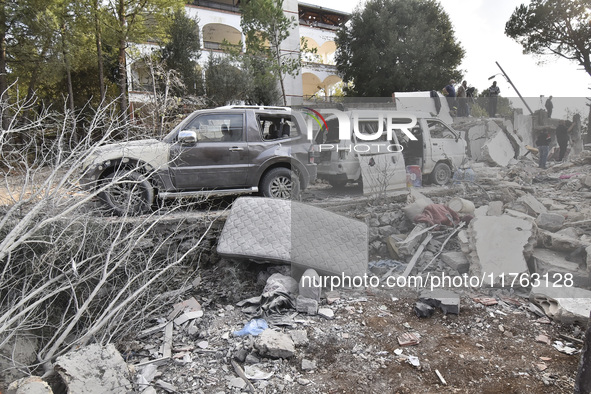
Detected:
[{"left": 217, "top": 105, "right": 291, "bottom": 111}]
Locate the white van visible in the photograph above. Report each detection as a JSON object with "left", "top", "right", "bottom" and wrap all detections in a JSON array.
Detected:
[{"left": 314, "top": 110, "right": 467, "bottom": 193}]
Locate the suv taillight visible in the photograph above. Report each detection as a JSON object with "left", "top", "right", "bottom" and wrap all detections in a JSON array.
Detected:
[{"left": 308, "top": 145, "right": 315, "bottom": 164}]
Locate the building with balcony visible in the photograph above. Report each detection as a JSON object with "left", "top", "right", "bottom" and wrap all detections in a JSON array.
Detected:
[{"left": 128, "top": 0, "right": 349, "bottom": 106}]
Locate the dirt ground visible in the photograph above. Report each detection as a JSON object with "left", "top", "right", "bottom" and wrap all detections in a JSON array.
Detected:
[{"left": 125, "top": 258, "right": 582, "bottom": 394}]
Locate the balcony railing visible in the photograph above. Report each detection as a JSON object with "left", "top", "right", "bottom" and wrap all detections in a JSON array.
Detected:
[{"left": 188, "top": 0, "right": 240, "bottom": 13}]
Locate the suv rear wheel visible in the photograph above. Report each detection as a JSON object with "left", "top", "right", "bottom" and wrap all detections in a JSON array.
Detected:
[
  {"left": 99, "top": 171, "right": 154, "bottom": 215},
  {"left": 260, "top": 168, "right": 296, "bottom": 199}
]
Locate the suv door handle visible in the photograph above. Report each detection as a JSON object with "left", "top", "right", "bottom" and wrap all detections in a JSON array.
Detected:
[
  {"left": 432, "top": 143, "right": 438, "bottom": 146},
  {"left": 229, "top": 147, "right": 244, "bottom": 151}
]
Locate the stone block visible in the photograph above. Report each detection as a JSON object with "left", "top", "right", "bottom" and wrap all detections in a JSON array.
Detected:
[
  {"left": 536, "top": 212, "right": 565, "bottom": 232},
  {"left": 255, "top": 330, "right": 295, "bottom": 359},
  {"left": 299, "top": 269, "right": 321, "bottom": 301},
  {"left": 296, "top": 296, "right": 318, "bottom": 315},
  {"left": 440, "top": 251, "right": 470, "bottom": 274}
]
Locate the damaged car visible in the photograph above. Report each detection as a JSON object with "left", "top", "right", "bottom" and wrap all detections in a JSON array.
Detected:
[{"left": 80, "top": 106, "right": 317, "bottom": 215}]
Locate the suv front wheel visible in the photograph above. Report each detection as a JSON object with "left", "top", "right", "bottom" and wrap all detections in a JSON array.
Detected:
[
  {"left": 99, "top": 171, "right": 154, "bottom": 215},
  {"left": 260, "top": 168, "right": 299, "bottom": 199}
]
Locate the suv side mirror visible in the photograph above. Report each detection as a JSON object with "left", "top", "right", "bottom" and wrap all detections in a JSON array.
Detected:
[{"left": 178, "top": 130, "right": 197, "bottom": 145}]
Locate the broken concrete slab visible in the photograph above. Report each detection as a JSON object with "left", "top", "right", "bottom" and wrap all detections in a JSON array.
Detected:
[
  {"left": 480, "top": 121, "right": 515, "bottom": 167},
  {"left": 419, "top": 289, "right": 460, "bottom": 315},
  {"left": 466, "top": 123, "right": 488, "bottom": 161},
  {"left": 530, "top": 249, "right": 590, "bottom": 288},
  {"left": 255, "top": 330, "right": 296, "bottom": 359},
  {"left": 536, "top": 212, "right": 565, "bottom": 232},
  {"left": 538, "top": 229, "right": 590, "bottom": 252},
  {"left": 466, "top": 215, "right": 536, "bottom": 287},
  {"left": 217, "top": 197, "right": 368, "bottom": 277},
  {"left": 54, "top": 344, "right": 133, "bottom": 394},
  {"left": 530, "top": 286, "right": 591, "bottom": 325},
  {"left": 299, "top": 268, "right": 321, "bottom": 301},
  {"left": 440, "top": 251, "right": 470, "bottom": 274},
  {"left": 517, "top": 194, "right": 547, "bottom": 216}
]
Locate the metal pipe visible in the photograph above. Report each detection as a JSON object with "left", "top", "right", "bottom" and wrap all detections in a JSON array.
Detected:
[{"left": 494, "top": 61, "right": 534, "bottom": 115}]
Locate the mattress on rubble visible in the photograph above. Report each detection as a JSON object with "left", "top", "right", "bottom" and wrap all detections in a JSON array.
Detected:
[{"left": 217, "top": 197, "right": 368, "bottom": 277}]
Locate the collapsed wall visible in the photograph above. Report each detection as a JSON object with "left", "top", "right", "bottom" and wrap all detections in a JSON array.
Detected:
[{"left": 453, "top": 114, "right": 533, "bottom": 167}]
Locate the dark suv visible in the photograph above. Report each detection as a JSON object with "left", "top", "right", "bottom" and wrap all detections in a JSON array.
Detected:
[{"left": 80, "top": 106, "right": 317, "bottom": 215}]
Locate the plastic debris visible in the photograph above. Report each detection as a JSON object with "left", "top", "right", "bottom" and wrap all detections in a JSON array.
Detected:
[{"left": 233, "top": 319, "right": 268, "bottom": 337}]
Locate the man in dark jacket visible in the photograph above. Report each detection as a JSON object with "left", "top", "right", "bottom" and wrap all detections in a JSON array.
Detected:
[
  {"left": 536, "top": 130, "right": 551, "bottom": 169},
  {"left": 545, "top": 96, "right": 553, "bottom": 118},
  {"left": 556, "top": 120, "right": 575, "bottom": 161}
]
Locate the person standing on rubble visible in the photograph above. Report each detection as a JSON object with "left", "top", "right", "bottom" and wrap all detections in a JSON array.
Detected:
[
  {"left": 487, "top": 81, "right": 500, "bottom": 117},
  {"left": 457, "top": 80, "right": 468, "bottom": 117},
  {"left": 556, "top": 119, "right": 575, "bottom": 162},
  {"left": 536, "top": 129, "right": 552, "bottom": 169},
  {"left": 545, "top": 96, "right": 553, "bottom": 118},
  {"left": 443, "top": 79, "right": 457, "bottom": 115}
]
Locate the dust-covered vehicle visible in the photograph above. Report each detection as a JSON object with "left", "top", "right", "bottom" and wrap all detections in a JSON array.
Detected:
[
  {"left": 80, "top": 106, "right": 317, "bottom": 215},
  {"left": 313, "top": 110, "right": 466, "bottom": 190}
]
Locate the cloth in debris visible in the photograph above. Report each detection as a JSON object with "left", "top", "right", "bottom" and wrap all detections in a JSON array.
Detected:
[
  {"left": 236, "top": 273, "right": 297, "bottom": 317},
  {"left": 414, "top": 204, "right": 461, "bottom": 227}
]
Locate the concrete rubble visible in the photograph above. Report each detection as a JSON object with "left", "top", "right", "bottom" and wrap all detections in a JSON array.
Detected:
[
  {"left": 255, "top": 330, "right": 296, "bottom": 359},
  {"left": 5, "top": 114, "right": 591, "bottom": 393},
  {"left": 54, "top": 344, "right": 133, "bottom": 394}
]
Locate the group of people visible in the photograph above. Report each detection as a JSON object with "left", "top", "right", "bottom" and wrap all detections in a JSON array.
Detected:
[
  {"left": 442, "top": 79, "right": 499, "bottom": 117},
  {"left": 535, "top": 119, "right": 576, "bottom": 169},
  {"left": 442, "top": 79, "right": 474, "bottom": 117}
]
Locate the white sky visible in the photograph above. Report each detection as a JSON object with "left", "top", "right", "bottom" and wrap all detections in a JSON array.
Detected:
[{"left": 304, "top": 0, "right": 591, "bottom": 118}]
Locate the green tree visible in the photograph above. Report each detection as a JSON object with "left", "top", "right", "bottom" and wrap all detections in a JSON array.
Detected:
[
  {"left": 335, "top": 0, "right": 464, "bottom": 96},
  {"left": 205, "top": 55, "right": 248, "bottom": 106},
  {"left": 505, "top": 0, "right": 591, "bottom": 78},
  {"left": 241, "top": 54, "right": 280, "bottom": 105},
  {"left": 240, "top": 0, "right": 300, "bottom": 105},
  {"left": 105, "top": 0, "right": 185, "bottom": 117},
  {"left": 161, "top": 9, "right": 202, "bottom": 96}
]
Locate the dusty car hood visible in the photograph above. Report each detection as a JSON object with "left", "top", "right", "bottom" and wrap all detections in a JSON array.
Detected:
[{"left": 83, "top": 139, "right": 171, "bottom": 170}]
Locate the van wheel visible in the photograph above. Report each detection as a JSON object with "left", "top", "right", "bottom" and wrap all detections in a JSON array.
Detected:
[
  {"left": 260, "top": 168, "right": 294, "bottom": 199},
  {"left": 99, "top": 171, "right": 154, "bottom": 215},
  {"left": 430, "top": 162, "right": 452, "bottom": 185}
]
